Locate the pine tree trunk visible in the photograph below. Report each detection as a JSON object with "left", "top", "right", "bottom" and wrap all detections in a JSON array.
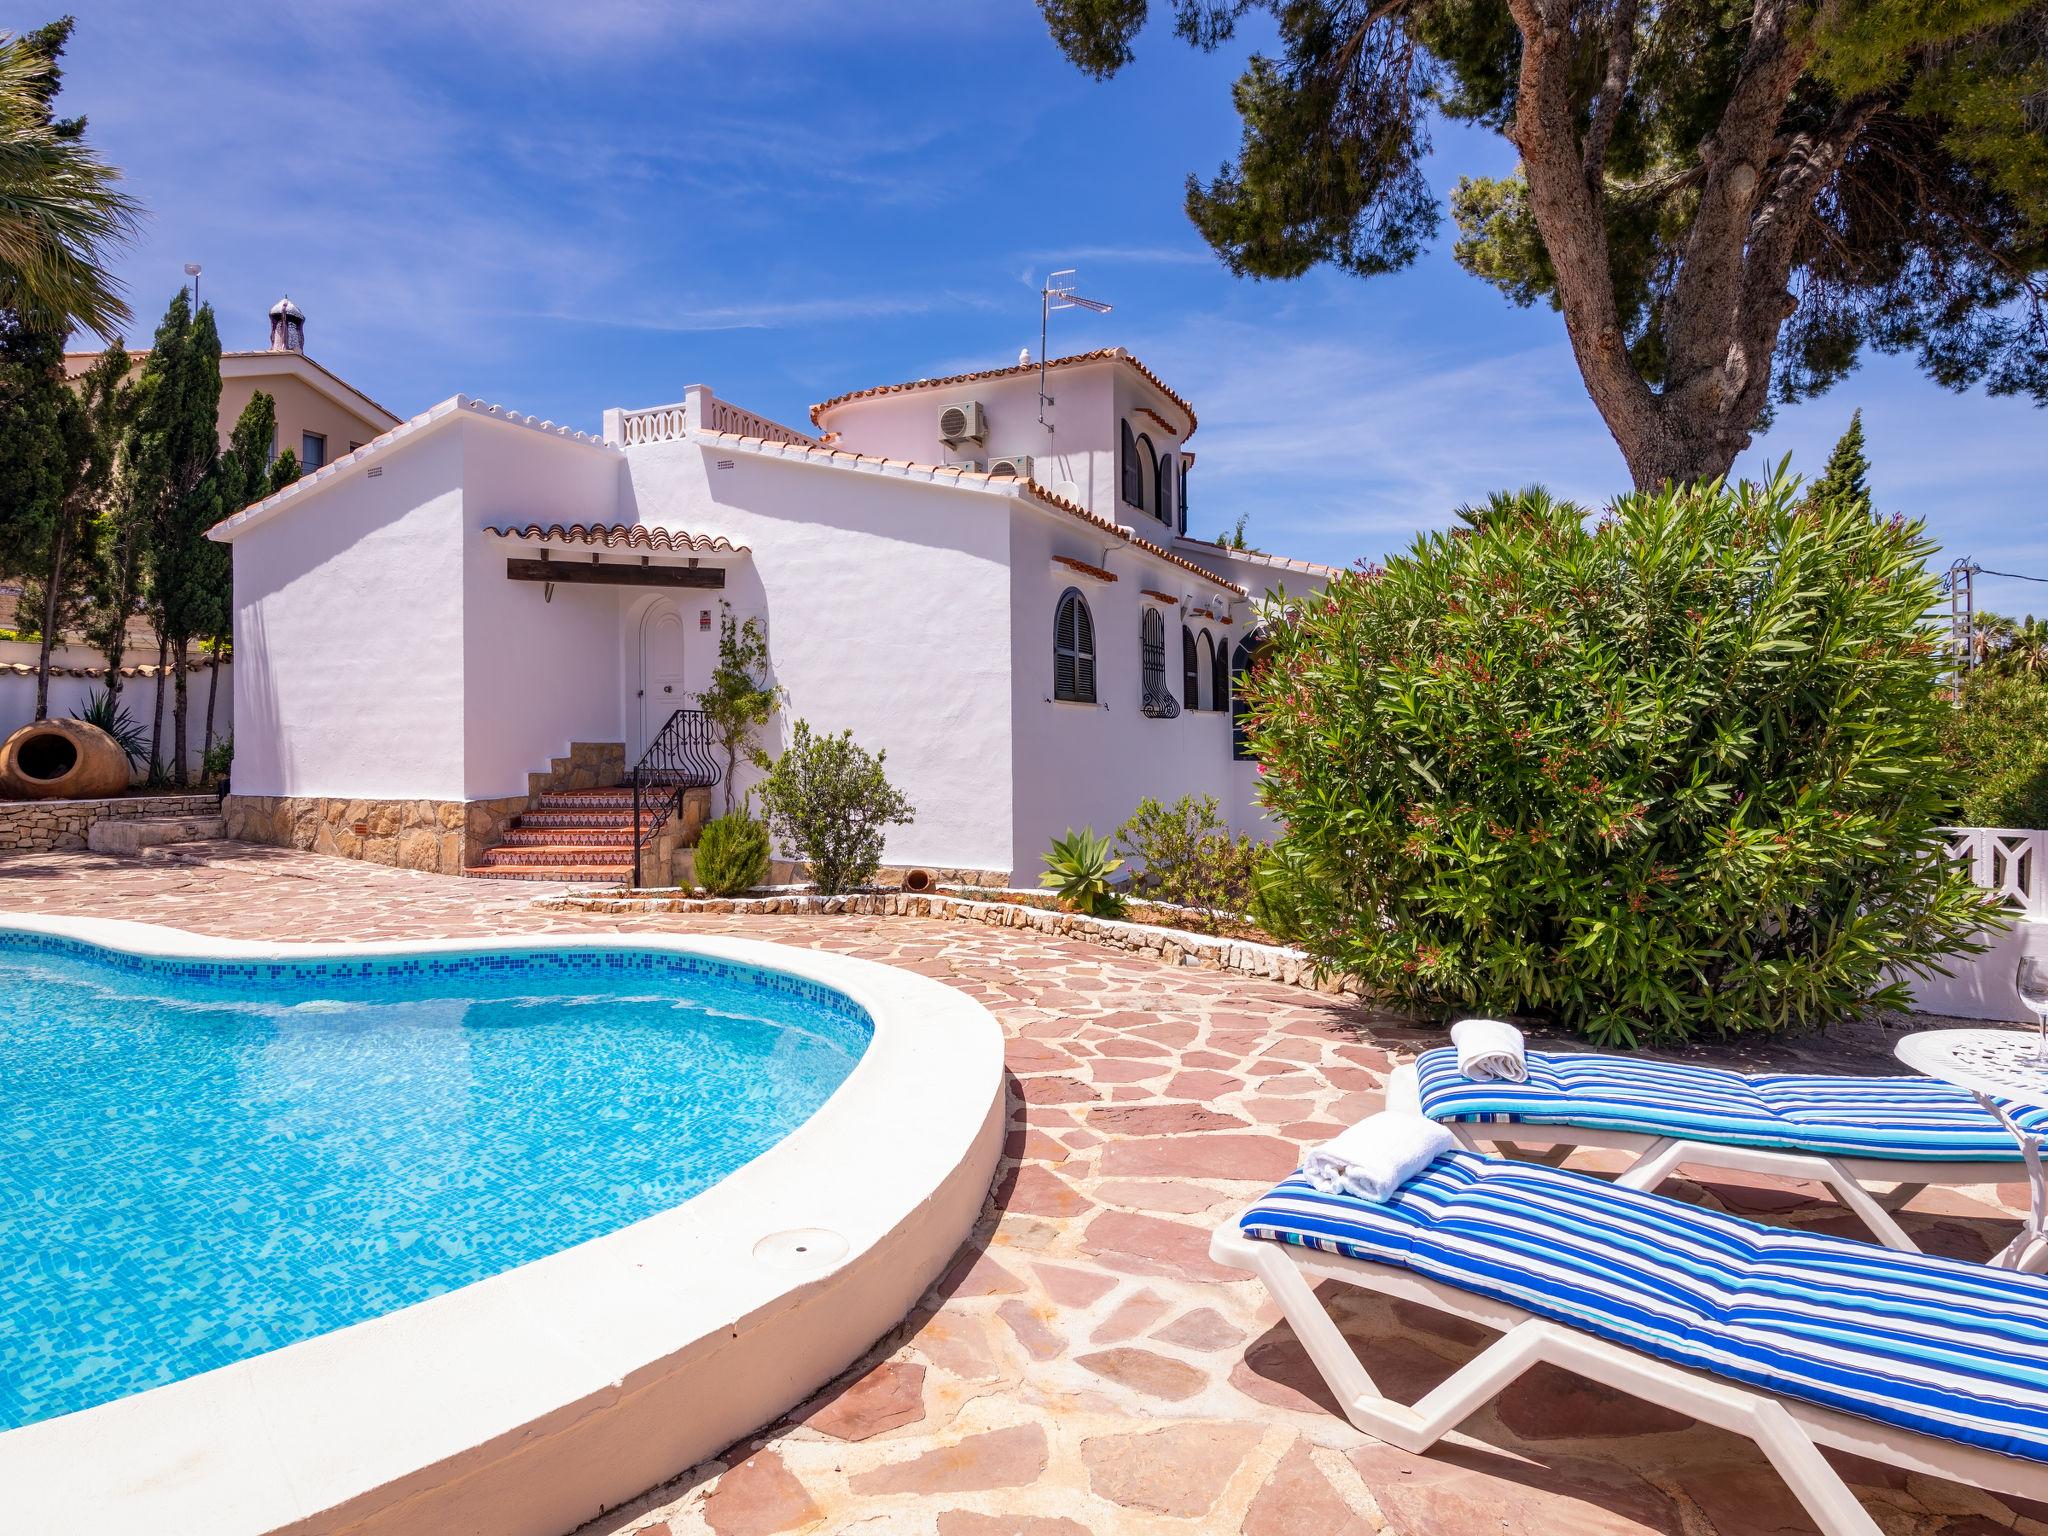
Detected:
[
  {"left": 149, "top": 633, "right": 168, "bottom": 782},
  {"left": 172, "top": 641, "right": 190, "bottom": 789},
  {"left": 33, "top": 519, "right": 67, "bottom": 721}
]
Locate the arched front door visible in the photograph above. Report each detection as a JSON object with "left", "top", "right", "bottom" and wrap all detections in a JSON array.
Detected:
[{"left": 637, "top": 603, "right": 688, "bottom": 757}]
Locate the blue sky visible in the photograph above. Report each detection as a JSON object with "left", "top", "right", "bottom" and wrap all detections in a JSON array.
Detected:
[{"left": 37, "top": 0, "right": 2048, "bottom": 616}]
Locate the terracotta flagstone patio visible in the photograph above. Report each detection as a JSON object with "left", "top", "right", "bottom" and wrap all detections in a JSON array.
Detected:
[{"left": 2, "top": 843, "right": 2040, "bottom": 1536}]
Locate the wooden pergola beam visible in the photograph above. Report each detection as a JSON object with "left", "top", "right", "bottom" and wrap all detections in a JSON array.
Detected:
[{"left": 506, "top": 557, "right": 725, "bottom": 590}]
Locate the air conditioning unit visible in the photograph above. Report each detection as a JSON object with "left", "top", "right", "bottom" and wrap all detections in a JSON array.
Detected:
[
  {"left": 986, "top": 454, "right": 1034, "bottom": 480},
  {"left": 937, "top": 400, "right": 986, "bottom": 444},
  {"left": 944, "top": 456, "right": 986, "bottom": 472}
]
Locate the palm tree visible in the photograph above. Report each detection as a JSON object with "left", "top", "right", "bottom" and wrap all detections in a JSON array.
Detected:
[
  {"left": 1992, "top": 615, "right": 2048, "bottom": 680},
  {"left": 0, "top": 27, "right": 141, "bottom": 338}
]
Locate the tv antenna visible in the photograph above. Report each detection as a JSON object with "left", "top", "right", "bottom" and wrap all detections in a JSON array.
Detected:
[{"left": 1039, "top": 269, "right": 1111, "bottom": 433}]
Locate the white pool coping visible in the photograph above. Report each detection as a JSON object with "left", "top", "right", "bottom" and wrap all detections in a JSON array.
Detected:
[{"left": 0, "top": 913, "right": 1007, "bottom": 1536}]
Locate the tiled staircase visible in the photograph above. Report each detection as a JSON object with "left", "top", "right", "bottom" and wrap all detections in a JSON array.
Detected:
[{"left": 464, "top": 787, "right": 655, "bottom": 884}]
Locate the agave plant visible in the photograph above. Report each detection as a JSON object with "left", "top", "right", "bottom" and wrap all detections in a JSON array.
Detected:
[
  {"left": 71, "top": 687, "right": 146, "bottom": 766},
  {"left": 1041, "top": 826, "right": 1126, "bottom": 918}
]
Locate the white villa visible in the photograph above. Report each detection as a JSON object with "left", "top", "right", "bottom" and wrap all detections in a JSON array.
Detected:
[{"left": 210, "top": 348, "right": 1336, "bottom": 883}]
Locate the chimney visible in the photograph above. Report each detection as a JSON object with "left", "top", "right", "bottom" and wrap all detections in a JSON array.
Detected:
[{"left": 268, "top": 294, "right": 305, "bottom": 353}]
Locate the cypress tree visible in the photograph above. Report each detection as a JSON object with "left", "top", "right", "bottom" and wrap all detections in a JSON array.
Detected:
[
  {"left": 1810, "top": 411, "right": 1872, "bottom": 519},
  {"left": 122, "top": 290, "right": 221, "bottom": 784},
  {"left": 200, "top": 389, "right": 297, "bottom": 763}
]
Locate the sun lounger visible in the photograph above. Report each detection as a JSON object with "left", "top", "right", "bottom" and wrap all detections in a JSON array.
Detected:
[
  {"left": 1212, "top": 1151, "right": 2048, "bottom": 1536},
  {"left": 1387, "top": 1049, "right": 2040, "bottom": 1251}
]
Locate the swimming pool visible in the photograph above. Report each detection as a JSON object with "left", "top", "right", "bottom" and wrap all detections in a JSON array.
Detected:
[{"left": 0, "top": 931, "right": 873, "bottom": 1430}]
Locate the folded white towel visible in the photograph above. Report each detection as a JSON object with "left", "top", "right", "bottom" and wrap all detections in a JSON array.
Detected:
[
  {"left": 1302, "top": 1111, "right": 1457, "bottom": 1202},
  {"left": 1452, "top": 1017, "right": 1527, "bottom": 1083}
]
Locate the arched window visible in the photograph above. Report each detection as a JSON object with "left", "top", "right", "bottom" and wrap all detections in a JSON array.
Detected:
[
  {"left": 1182, "top": 624, "right": 1200, "bottom": 709},
  {"left": 1132, "top": 433, "right": 1155, "bottom": 512},
  {"left": 1197, "top": 631, "right": 1218, "bottom": 712},
  {"left": 1156, "top": 447, "right": 1174, "bottom": 526},
  {"left": 1211, "top": 628, "right": 1230, "bottom": 712},
  {"left": 1177, "top": 459, "right": 1190, "bottom": 533},
  {"left": 1054, "top": 587, "right": 1096, "bottom": 703},
  {"left": 1140, "top": 607, "right": 1178, "bottom": 717},
  {"left": 1231, "top": 633, "right": 1263, "bottom": 757},
  {"left": 1120, "top": 421, "right": 1142, "bottom": 508}
]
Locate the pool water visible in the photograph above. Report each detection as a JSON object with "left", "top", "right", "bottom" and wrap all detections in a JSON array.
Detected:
[{"left": 0, "top": 934, "right": 872, "bottom": 1430}]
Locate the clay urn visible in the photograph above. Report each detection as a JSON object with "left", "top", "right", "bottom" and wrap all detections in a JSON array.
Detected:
[{"left": 0, "top": 718, "right": 133, "bottom": 800}]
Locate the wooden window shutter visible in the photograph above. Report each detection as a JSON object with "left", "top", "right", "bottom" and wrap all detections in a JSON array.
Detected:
[
  {"left": 1182, "top": 624, "right": 1200, "bottom": 708},
  {"left": 1120, "top": 422, "right": 1141, "bottom": 507}
]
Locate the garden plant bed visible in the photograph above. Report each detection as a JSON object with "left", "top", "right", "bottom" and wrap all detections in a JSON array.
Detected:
[
  {"left": 541, "top": 884, "right": 1358, "bottom": 996},
  {"left": 944, "top": 884, "right": 1283, "bottom": 945}
]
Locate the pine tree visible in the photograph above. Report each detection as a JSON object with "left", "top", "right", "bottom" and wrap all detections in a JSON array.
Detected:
[
  {"left": 122, "top": 289, "right": 222, "bottom": 785},
  {"left": 1809, "top": 411, "right": 1872, "bottom": 519}
]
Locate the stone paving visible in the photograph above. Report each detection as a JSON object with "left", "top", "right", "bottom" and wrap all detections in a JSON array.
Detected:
[{"left": 2, "top": 843, "right": 2041, "bottom": 1536}]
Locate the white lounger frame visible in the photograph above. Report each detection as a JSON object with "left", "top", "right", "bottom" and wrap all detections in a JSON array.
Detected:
[
  {"left": 1387, "top": 1062, "right": 2022, "bottom": 1253},
  {"left": 1211, "top": 1221, "right": 2048, "bottom": 1536}
]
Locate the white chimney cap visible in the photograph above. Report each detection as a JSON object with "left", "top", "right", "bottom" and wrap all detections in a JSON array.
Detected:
[{"left": 269, "top": 295, "right": 304, "bottom": 319}]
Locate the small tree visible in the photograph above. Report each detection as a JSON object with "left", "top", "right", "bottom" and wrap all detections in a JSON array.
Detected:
[
  {"left": 1245, "top": 467, "right": 1999, "bottom": 1045},
  {"left": 756, "top": 720, "right": 914, "bottom": 895},
  {"left": 695, "top": 604, "right": 780, "bottom": 811}
]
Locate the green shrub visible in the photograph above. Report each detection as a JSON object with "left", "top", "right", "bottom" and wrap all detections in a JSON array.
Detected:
[
  {"left": 695, "top": 810, "right": 770, "bottom": 895},
  {"left": 1244, "top": 471, "right": 2001, "bottom": 1046},
  {"left": 1943, "top": 671, "right": 2048, "bottom": 829},
  {"left": 1115, "top": 793, "right": 1264, "bottom": 932},
  {"left": 1041, "top": 827, "right": 1126, "bottom": 917},
  {"left": 756, "top": 720, "right": 914, "bottom": 895},
  {"left": 71, "top": 687, "right": 147, "bottom": 767}
]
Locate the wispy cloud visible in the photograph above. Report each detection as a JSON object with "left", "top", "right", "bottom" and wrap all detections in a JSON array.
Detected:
[{"left": 504, "top": 290, "right": 1004, "bottom": 334}]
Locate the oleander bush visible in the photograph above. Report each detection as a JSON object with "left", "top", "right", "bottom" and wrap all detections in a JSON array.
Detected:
[
  {"left": 694, "top": 809, "right": 770, "bottom": 895},
  {"left": 757, "top": 720, "right": 914, "bottom": 896},
  {"left": 1242, "top": 469, "right": 2003, "bottom": 1046}
]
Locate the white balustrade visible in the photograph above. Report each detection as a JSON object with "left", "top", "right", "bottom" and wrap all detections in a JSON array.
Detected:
[
  {"left": 1943, "top": 827, "right": 2048, "bottom": 921},
  {"left": 610, "top": 391, "right": 821, "bottom": 449}
]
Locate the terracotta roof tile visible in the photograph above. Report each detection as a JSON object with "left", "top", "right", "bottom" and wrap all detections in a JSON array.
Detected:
[
  {"left": 809, "top": 348, "right": 1197, "bottom": 435},
  {"left": 0, "top": 659, "right": 220, "bottom": 678},
  {"left": 484, "top": 522, "right": 750, "bottom": 555},
  {"left": 1053, "top": 555, "right": 1118, "bottom": 583}
]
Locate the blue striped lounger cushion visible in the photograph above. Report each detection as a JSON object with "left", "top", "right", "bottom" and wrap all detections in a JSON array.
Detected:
[
  {"left": 1241, "top": 1152, "right": 2048, "bottom": 1462},
  {"left": 1413, "top": 1047, "right": 2048, "bottom": 1161}
]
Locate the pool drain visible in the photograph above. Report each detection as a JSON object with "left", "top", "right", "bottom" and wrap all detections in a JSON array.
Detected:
[{"left": 752, "top": 1227, "right": 848, "bottom": 1271}]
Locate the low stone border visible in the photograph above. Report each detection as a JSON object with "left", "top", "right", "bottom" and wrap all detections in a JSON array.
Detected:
[
  {"left": 0, "top": 793, "right": 219, "bottom": 854},
  {"left": 541, "top": 887, "right": 1363, "bottom": 996}
]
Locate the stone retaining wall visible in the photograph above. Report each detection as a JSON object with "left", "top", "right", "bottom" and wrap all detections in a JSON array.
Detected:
[
  {"left": 224, "top": 742, "right": 630, "bottom": 876},
  {"left": 545, "top": 888, "right": 1362, "bottom": 996},
  {"left": 223, "top": 795, "right": 496, "bottom": 875},
  {"left": 0, "top": 793, "right": 220, "bottom": 854}
]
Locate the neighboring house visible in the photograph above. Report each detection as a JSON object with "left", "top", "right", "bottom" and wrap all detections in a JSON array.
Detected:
[
  {"left": 64, "top": 296, "right": 401, "bottom": 471},
  {"left": 208, "top": 347, "right": 1337, "bottom": 883}
]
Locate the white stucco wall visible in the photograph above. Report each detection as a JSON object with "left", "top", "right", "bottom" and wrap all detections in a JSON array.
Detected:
[
  {"left": 818, "top": 360, "right": 1172, "bottom": 530},
  {"left": 621, "top": 440, "right": 1018, "bottom": 874},
  {"left": 1005, "top": 507, "right": 1255, "bottom": 883},
  {"left": 229, "top": 427, "right": 469, "bottom": 799},
  {"left": 458, "top": 426, "right": 630, "bottom": 800},
  {"left": 0, "top": 651, "right": 228, "bottom": 782}
]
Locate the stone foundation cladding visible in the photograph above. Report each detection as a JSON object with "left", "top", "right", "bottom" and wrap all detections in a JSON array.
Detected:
[
  {"left": 0, "top": 794, "right": 220, "bottom": 854},
  {"left": 544, "top": 888, "right": 1363, "bottom": 996},
  {"left": 225, "top": 744, "right": 629, "bottom": 877}
]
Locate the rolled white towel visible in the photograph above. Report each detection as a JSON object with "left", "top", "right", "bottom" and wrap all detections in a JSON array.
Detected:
[
  {"left": 1302, "top": 1111, "right": 1457, "bottom": 1202},
  {"left": 1451, "top": 1016, "right": 1527, "bottom": 1083}
]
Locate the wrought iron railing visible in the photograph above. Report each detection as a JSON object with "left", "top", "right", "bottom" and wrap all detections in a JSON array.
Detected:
[{"left": 630, "top": 708, "right": 722, "bottom": 888}]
